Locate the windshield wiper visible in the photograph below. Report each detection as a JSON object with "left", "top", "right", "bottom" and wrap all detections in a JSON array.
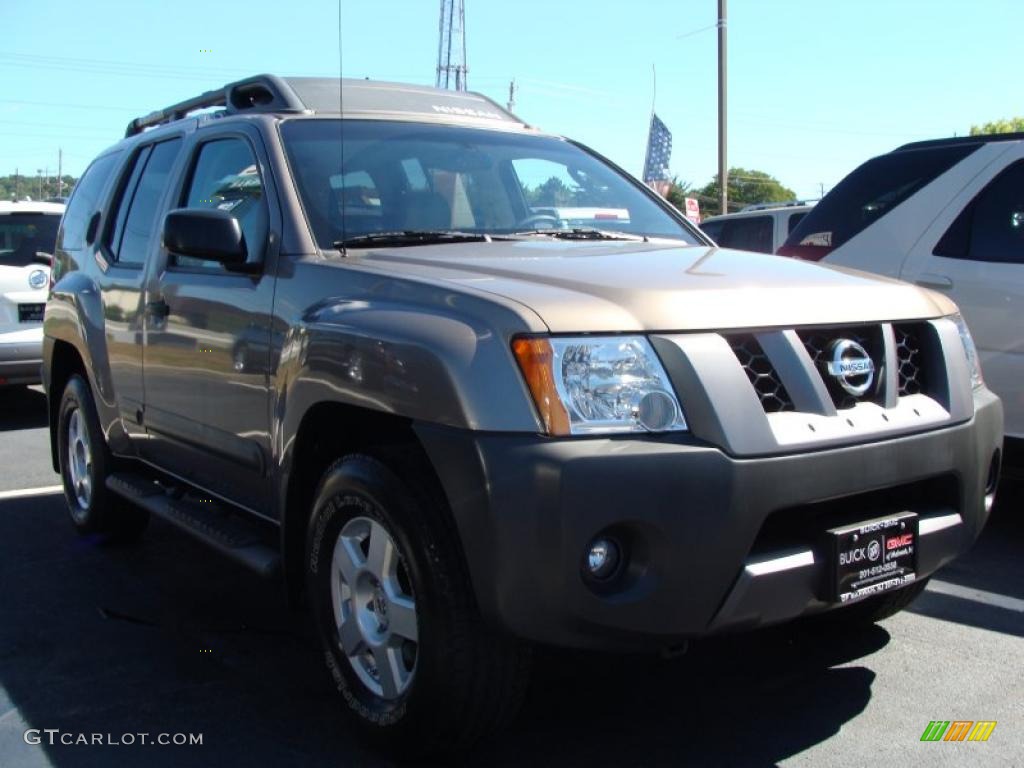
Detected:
[
  {"left": 333, "top": 230, "right": 505, "bottom": 250},
  {"left": 511, "top": 227, "right": 648, "bottom": 242}
]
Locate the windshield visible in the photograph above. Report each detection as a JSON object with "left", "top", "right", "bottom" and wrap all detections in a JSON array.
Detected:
[
  {"left": 0, "top": 212, "right": 61, "bottom": 267},
  {"left": 280, "top": 120, "right": 700, "bottom": 249}
]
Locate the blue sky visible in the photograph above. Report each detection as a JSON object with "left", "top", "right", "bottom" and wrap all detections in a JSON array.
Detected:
[{"left": 2, "top": 0, "right": 1021, "bottom": 202}]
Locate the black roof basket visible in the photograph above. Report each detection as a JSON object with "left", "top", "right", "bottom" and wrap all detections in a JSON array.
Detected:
[{"left": 124, "top": 74, "right": 308, "bottom": 137}]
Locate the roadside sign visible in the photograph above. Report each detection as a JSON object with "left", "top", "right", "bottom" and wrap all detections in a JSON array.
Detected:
[{"left": 684, "top": 197, "right": 701, "bottom": 224}]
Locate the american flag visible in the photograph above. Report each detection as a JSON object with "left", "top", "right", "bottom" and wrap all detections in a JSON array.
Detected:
[{"left": 643, "top": 113, "right": 672, "bottom": 184}]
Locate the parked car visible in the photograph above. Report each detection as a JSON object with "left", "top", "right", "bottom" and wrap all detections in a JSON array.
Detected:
[
  {"left": 779, "top": 133, "right": 1024, "bottom": 449},
  {"left": 44, "top": 75, "right": 1002, "bottom": 756},
  {"left": 0, "top": 200, "right": 63, "bottom": 386},
  {"left": 700, "top": 201, "right": 814, "bottom": 253}
]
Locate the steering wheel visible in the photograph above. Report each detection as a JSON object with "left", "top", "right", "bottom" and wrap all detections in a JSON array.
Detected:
[{"left": 516, "top": 213, "right": 561, "bottom": 230}]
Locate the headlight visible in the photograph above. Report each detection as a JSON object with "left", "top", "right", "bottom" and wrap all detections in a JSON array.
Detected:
[
  {"left": 952, "top": 313, "right": 983, "bottom": 389},
  {"left": 513, "top": 336, "right": 687, "bottom": 435}
]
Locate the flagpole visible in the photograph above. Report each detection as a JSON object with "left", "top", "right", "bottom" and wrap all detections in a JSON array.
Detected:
[{"left": 651, "top": 63, "right": 656, "bottom": 119}]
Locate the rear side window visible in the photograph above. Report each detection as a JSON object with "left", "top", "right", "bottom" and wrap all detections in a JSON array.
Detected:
[
  {"left": 108, "top": 139, "right": 183, "bottom": 267},
  {"left": 787, "top": 211, "right": 806, "bottom": 234},
  {"left": 104, "top": 145, "right": 152, "bottom": 263},
  {"left": 781, "top": 144, "right": 979, "bottom": 259},
  {"left": 935, "top": 160, "right": 1024, "bottom": 264},
  {"left": 59, "top": 151, "right": 122, "bottom": 250},
  {"left": 711, "top": 215, "right": 774, "bottom": 253}
]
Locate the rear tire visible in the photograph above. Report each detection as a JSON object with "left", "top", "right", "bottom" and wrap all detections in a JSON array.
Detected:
[
  {"left": 306, "top": 452, "right": 530, "bottom": 757},
  {"left": 57, "top": 374, "right": 149, "bottom": 543}
]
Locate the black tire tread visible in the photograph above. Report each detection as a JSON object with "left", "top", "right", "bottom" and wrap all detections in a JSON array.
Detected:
[
  {"left": 58, "top": 374, "right": 148, "bottom": 543},
  {"left": 312, "top": 450, "right": 530, "bottom": 755}
]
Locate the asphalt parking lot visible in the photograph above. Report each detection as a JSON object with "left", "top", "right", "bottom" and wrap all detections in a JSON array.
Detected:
[{"left": 0, "top": 385, "right": 1021, "bottom": 768}]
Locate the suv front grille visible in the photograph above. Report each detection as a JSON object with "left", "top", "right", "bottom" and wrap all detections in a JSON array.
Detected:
[
  {"left": 727, "top": 335, "right": 794, "bottom": 413},
  {"left": 797, "top": 325, "right": 884, "bottom": 410},
  {"left": 726, "top": 322, "right": 938, "bottom": 415},
  {"left": 894, "top": 324, "right": 926, "bottom": 396}
]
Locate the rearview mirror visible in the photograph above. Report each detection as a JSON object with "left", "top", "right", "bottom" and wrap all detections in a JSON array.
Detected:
[{"left": 162, "top": 209, "right": 247, "bottom": 266}]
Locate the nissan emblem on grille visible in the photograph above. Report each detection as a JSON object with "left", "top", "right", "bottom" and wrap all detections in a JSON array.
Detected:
[{"left": 825, "top": 339, "right": 875, "bottom": 396}]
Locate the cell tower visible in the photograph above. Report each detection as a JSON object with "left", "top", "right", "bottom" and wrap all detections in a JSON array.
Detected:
[{"left": 436, "top": 0, "right": 468, "bottom": 91}]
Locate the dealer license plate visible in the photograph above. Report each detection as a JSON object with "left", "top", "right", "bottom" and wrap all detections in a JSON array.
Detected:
[
  {"left": 828, "top": 512, "right": 918, "bottom": 603},
  {"left": 18, "top": 303, "right": 45, "bottom": 323}
]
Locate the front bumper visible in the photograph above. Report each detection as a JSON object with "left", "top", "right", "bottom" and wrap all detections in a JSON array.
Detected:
[{"left": 417, "top": 389, "right": 1002, "bottom": 651}]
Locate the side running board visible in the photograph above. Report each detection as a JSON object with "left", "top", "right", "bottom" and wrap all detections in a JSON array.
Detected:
[{"left": 106, "top": 472, "right": 280, "bottom": 578}]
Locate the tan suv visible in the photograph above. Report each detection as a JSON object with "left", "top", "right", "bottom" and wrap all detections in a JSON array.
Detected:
[{"left": 43, "top": 74, "right": 1002, "bottom": 756}]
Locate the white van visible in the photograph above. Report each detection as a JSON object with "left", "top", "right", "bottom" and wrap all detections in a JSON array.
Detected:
[{"left": 700, "top": 202, "right": 815, "bottom": 254}]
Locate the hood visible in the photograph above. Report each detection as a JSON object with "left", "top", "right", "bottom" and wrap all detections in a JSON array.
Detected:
[{"left": 351, "top": 240, "right": 956, "bottom": 332}]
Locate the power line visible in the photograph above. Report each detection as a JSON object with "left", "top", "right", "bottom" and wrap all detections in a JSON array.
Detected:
[
  {"left": 0, "top": 99, "right": 143, "bottom": 112},
  {"left": 0, "top": 119, "right": 117, "bottom": 133}
]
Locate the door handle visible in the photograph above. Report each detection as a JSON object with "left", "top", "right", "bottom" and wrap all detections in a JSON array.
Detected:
[
  {"left": 146, "top": 299, "right": 170, "bottom": 318},
  {"left": 915, "top": 273, "right": 954, "bottom": 290}
]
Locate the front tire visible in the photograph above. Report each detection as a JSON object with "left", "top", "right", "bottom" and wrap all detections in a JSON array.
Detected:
[
  {"left": 57, "top": 374, "right": 148, "bottom": 542},
  {"left": 306, "top": 453, "right": 530, "bottom": 756}
]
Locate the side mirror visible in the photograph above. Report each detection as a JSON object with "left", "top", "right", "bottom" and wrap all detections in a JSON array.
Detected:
[{"left": 163, "top": 209, "right": 247, "bottom": 266}]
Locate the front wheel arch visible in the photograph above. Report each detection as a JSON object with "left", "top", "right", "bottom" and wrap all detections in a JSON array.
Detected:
[{"left": 280, "top": 403, "right": 460, "bottom": 609}]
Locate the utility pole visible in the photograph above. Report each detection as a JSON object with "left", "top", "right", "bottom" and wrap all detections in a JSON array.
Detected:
[
  {"left": 13, "top": 168, "right": 19, "bottom": 201},
  {"left": 57, "top": 149, "right": 63, "bottom": 199},
  {"left": 717, "top": 0, "right": 728, "bottom": 216},
  {"left": 818, "top": 182, "right": 825, "bottom": 199},
  {"left": 37, "top": 169, "right": 42, "bottom": 200},
  {"left": 507, "top": 78, "right": 517, "bottom": 113}
]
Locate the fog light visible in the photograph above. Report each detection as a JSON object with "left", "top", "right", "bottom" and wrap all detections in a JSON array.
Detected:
[{"left": 585, "top": 538, "right": 620, "bottom": 580}]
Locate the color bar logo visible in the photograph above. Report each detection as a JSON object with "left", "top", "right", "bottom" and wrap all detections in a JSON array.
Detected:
[{"left": 920, "top": 720, "right": 996, "bottom": 742}]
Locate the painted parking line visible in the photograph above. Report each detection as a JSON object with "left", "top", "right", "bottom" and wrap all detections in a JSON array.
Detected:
[
  {"left": 0, "top": 485, "right": 63, "bottom": 501},
  {"left": 928, "top": 579, "right": 1024, "bottom": 614}
]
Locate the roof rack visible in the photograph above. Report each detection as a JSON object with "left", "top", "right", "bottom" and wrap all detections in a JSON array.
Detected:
[
  {"left": 895, "top": 132, "right": 1024, "bottom": 152},
  {"left": 125, "top": 74, "right": 308, "bottom": 137}
]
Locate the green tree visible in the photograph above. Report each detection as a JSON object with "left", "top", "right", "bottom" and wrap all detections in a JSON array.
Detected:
[
  {"left": 969, "top": 117, "right": 1024, "bottom": 135},
  {"left": 664, "top": 176, "right": 693, "bottom": 210},
  {"left": 694, "top": 168, "right": 796, "bottom": 217},
  {"left": 0, "top": 173, "right": 76, "bottom": 202},
  {"left": 524, "top": 176, "right": 576, "bottom": 207}
]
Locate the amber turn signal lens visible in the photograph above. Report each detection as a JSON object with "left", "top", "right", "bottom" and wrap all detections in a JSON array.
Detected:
[{"left": 512, "top": 337, "right": 571, "bottom": 436}]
